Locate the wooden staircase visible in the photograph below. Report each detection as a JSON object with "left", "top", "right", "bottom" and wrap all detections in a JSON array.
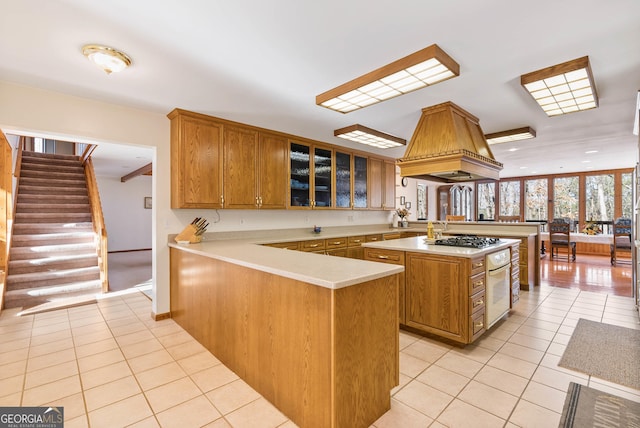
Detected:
[{"left": 4, "top": 151, "right": 102, "bottom": 309}]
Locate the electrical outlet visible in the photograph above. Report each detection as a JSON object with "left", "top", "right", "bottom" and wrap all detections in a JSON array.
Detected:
[{"left": 347, "top": 215, "right": 354, "bottom": 222}]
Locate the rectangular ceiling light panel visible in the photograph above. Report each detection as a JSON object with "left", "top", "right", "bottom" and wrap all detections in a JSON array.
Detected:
[
  {"left": 317, "top": 44, "right": 460, "bottom": 113},
  {"left": 521, "top": 56, "right": 598, "bottom": 117},
  {"left": 334, "top": 124, "right": 406, "bottom": 148},
  {"left": 484, "top": 127, "right": 536, "bottom": 145}
]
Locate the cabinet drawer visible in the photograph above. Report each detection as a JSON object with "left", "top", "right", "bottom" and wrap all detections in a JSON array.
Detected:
[
  {"left": 264, "top": 241, "right": 300, "bottom": 250},
  {"left": 300, "top": 239, "right": 326, "bottom": 251},
  {"left": 383, "top": 232, "right": 402, "bottom": 240},
  {"left": 470, "top": 257, "right": 485, "bottom": 275},
  {"left": 469, "top": 290, "right": 485, "bottom": 315},
  {"left": 325, "top": 237, "right": 347, "bottom": 249},
  {"left": 364, "top": 248, "right": 405, "bottom": 265},
  {"left": 470, "top": 310, "right": 486, "bottom": 341},
  {"left": 365, "top": 234, "right": 383, "bottom": 242},
  {"left": 469, "top": 272, "right": 485, "bottom": 295},
  {"left": 348, "top": 235, "right": 366, "bottom": 246},
  {"left": 326, "top": 248, "right": 348, "bottom": 257}
]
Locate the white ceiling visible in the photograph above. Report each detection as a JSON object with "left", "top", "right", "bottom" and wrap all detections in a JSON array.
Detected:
[{"left": 1, "top": 0, "right": 639, "bottom": 178}]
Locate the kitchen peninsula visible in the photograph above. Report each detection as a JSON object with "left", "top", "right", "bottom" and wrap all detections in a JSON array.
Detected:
[{"left": 168, "top": 227, "right": 404, "bottom": 428}]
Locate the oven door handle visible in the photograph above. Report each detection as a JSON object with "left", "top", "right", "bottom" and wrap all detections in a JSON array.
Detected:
[{"left": 488, "top": 264, "right": 510, "bottom": 275}]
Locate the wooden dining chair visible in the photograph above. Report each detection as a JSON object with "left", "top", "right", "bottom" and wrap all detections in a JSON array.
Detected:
[
  {"left": 610, "top": 217, "right": 632, "bottom": 266},
  {"left": 549, "top": 218, "right": 576, "bottom": 261}
]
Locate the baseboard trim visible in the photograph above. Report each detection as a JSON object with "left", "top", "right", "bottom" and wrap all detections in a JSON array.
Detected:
[
  {"left": 152, "top": 311, "right": 171, "bottom": 321},
  {"left": 109, "top": 248, "right": 152, "bottom": 254}
]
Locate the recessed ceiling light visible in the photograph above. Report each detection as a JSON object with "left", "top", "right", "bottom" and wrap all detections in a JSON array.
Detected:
[
  {"left": 585, "top": 150, "right": 598, "bottom": 154},
  {"left": 82, "top": 44, "right": 132, "bottom": 74},
  {"left": 582, "top": 160, "right": 591, "bottom": 163},
  {"left": 508, "top": 148, "right": 519, "bottom": 152},
  {"left": 519, "top": 166, "right": 528, "bottom": 169}
]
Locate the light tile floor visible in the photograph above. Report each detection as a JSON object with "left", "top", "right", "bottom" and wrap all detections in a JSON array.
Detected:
[{"left": 0, "top": 286, "right": 638, "bottom": 428}]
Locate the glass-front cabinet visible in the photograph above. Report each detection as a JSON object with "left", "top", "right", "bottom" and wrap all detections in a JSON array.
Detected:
[
  {"left": 289, "top": 141, "right": 333, "bottom": 208},
  {"left": 335, "top": 151, "right": 352, "bottom": 208},
  {"left": 354, "top": 155, "right": 368, "bottom": 208},
  {"left": 313, "top": 147, "right": 332, "bottom": 208}
]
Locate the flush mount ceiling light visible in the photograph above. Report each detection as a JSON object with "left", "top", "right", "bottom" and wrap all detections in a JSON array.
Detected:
[
  {"left": 334, "top": 124, "right": 406, "bottom": 149},
  {"left": 520, "top": 56, "right": 598, "bottom": 117},
  {"left": 484, "top": 127, "right": 536, "bottom": 145},
  {"left": 317, "top": 44, "right": 459, "bottom": 113},
  {"left": 82, "top": 44, "right": 132, "bottom": 74}
]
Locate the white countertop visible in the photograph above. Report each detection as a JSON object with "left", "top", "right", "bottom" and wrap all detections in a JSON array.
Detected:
[
  {"left": 169, "top": 236, "right": 404, "bottom": 290},
  {"left": 362, "top": 236, "right": 521, "bottom": 257}
]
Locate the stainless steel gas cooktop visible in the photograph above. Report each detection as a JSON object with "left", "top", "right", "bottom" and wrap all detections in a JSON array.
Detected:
[{"left": 434, "top": 235, "right": 501, "bottom": 248}]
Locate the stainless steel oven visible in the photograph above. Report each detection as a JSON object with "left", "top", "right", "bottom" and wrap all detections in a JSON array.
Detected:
[{"left": 485, "top": 249, "right": 511, "bottom": 328}]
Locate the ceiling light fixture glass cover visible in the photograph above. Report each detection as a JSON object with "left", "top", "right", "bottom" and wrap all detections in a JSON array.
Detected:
[
  {"left": 334, "top": 124, "right": 406, "bottom": 148},
  {"left": 521, "top": 56, "right": 598, "bottom": 117},
  {"left": 317, "top": 44, "right": 459, "bottom": 113},
  {"left": 484, "top": 127, "right": 536, "bottom": 145},
  {"left": 82, "top": 44, "right": 132, "bottom": 74}
]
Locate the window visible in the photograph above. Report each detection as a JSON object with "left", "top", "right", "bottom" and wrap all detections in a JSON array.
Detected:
[
  {"left": 585, "top": 174, "right": 614, "bottom": 222},
  {"left": 524, "top": 178, "right": 548, "bottom": 221},
  {"left": 553, "top": 176, "right": 579, "bottom": 228},
  {"left": 499, "top": 181, "right": 520, "bottom": 216},
  {"left": 477, "top": 182, "right": 495, "bottom": 220},
  {"left": 622, "top": 172, "right": 633, "bottom": 219}
]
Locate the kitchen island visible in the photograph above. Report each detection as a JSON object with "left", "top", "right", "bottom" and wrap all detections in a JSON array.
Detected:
[
  {"left": 169, "top": 233, "right": 403, "bottom": 428},
  {"left": 363, "top": 236, "right": 520, "bottom": 344}
]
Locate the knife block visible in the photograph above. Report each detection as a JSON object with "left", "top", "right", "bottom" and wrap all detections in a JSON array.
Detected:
[{"left": 174, "top": 224, "right": 203, "bottom": 244}]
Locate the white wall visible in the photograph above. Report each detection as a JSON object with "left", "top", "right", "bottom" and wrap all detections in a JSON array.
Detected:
[
  {"left": 0, "top": 81, "right": 396, "bottom": 315},
  {"left": 97, "top": 175, "right": 152, "bottom": 252}
]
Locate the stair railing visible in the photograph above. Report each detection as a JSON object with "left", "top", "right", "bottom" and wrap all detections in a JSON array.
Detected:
[
  {"left": 84, "top": 157, "right": 109, "bottom": 293},
  {"left": 0, "top": 132, "right": 16, "bottom": 312}
]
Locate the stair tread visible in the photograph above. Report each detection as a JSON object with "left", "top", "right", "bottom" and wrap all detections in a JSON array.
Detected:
[{"left": 4, "top": 280, "right": 102, "bottom": 297}]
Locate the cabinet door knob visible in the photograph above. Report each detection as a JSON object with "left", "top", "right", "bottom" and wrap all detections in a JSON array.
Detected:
[
  {"left": 473, "top": 299, "right": 484, "bottom": 308},
  {"left": 474, "top": 322, "right": 484, "bottom": 329},
  {"left": 377, "top": 255, "right": 389, "bottom": 260}
]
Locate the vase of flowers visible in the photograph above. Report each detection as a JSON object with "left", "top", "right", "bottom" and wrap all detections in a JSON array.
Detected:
[
  {"left": 582, "top": 221, "right": 602, "bottom": 235},
  {"left": 396, "top": 208, "right": 409, "bottom": 228}
]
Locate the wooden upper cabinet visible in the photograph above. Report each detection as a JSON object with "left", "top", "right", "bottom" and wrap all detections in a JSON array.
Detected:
[
  {"left": 223, "top": 125, "right": 259, "bottom": 209},
  {"left": 289, "top": 141, "right": 333, "bottom": 209},
  {"left": 335, "top": 151, "right": 352, "bottom": 209},
  {"left": 384, "top": 160, "right": 396, "bottom": 210},
  {"left": 223, "top": 127, "right": 288, "bottom": 209},
  {"left": 257, "top": 132, "right": 288, "bottom": 209},
  {"left": 368, "top": 157, "right": 384, "bottom": 209},
  {"left": 169, "top": 109, "right": 224, "bottom": 209}
]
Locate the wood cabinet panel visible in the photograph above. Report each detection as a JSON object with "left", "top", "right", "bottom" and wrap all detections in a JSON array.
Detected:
[
  {"left": 300, "top": 239, "right": 326, "bottom": 252},
  {"left": 368, "top": 158, "right": 384, "bottom": 209},
  {"left": 264, "top": 241, "right": 300, "bottom": 250},
  {"left": 258, "top": 132, "right": 288, "bottom": 209},
  {"left": 223, "top": 125, "right": 259, "bottom": 208},
  {"left": 406, "top": 254, "right": 466, "bottom": 340},
  {"left": 170, "top": 248, "right": 398, "bottom": 428},
  {"left": 364, "top": 248, "right": 406, "bottom": 324},
  {"left": 169, "top": 111, "right": 224, "bottom": 208},
  {"left": 384, "top": 160, "right": 396, "bottom": 210}
]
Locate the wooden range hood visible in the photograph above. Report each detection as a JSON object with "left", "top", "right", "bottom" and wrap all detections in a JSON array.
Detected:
[{"left": 397, "top": 101, "right": 502, "bottom": 182}]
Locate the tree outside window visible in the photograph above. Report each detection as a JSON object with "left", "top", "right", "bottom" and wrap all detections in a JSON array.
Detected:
[
  {"left": 525, "top": 179, "right": 547, "bottom": 221},
  {"left": 499, "top": 181, "right": 520, "bottom": 216},
  {"left": 553, "top": 176, "right": 579, "bottom": 230},
  {"left": 477, "top": 182, "right": 495, "bottom": 220},
  {"left": 622, "top": 172, "right": 633, "bottom": 219},
  {"left": 585, "top": 174, "right": 614, "bottom": 221}
]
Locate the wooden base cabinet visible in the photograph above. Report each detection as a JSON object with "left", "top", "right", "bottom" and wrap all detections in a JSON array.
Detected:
[
  {"left": 405, "top": 253, "right": 486, "bottom": 344},
  {"left": 170, "top": 248, "right": 399, "bottom": 428},
  {"left": 364, "top": 248, "right": 406, "bottom": 323}
]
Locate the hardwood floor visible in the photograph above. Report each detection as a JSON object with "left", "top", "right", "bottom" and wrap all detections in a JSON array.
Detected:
[{"left": 540, "top": 253, "right": 634, "bottom": 297}]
